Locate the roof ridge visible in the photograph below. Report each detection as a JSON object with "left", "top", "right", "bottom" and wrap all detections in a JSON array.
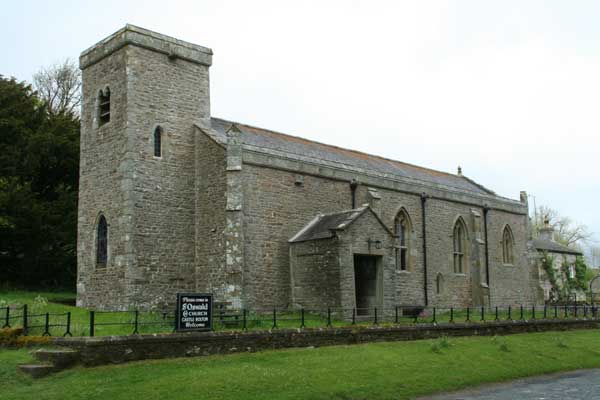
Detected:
[{"left": 211, "top": 117, "right": 486, "bottom": 190}]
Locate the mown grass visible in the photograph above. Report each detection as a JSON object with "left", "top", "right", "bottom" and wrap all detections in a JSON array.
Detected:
[{"left": 2, "top": 330, "right": 600, "bottom": 400}]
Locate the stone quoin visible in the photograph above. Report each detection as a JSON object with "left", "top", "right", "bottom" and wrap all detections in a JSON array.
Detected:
[{"left": 77, "top": 25, "right": 547, "bottom": 312}]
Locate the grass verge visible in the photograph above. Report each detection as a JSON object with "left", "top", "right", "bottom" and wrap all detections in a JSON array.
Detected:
[{"left": 2, "top": 330, "right": 600, "bottom": 399}]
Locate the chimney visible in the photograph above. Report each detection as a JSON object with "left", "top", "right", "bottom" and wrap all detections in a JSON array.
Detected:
[{"left": 538, "top": 216, "right": 554, "bottom": 242}]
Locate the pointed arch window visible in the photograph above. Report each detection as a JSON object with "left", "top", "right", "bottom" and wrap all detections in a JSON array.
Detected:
[
  {"left": 502, "top": 225, "right": 514, "bottom": 264},
  {"left": 153, "top": 126, "right": 163, "bottom": 157},
  {"left": 394, "top": 209, "right": 411, "bottom": 271},
  {"left": 453, "top": 218, "right": 467, "bottom": 273},
  {"left": 96, "top": 215, "right": 108, "bottom": 267}
]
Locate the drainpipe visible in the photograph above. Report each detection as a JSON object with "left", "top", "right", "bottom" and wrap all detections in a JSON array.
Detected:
[
  {"left": 350, "top": 179, "right": 358, "bottom": 209},
  {"left": 421, "top": 193, "right": 429, "bottom": 306},
  {"left": 483, "top": 205, "right": 490, "bottom": 286}
]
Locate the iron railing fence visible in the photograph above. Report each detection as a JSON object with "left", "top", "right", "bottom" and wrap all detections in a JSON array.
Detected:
[{"left": 1, "top": 304, "right": 598, "bottom": 338}]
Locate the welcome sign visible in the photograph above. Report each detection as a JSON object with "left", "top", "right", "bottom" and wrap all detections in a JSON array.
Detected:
[{"left": 176, "top": 293, "right": 213, "bottom": 332}]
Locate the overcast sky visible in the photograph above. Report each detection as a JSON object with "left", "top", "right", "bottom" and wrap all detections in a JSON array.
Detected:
[{"left": 3, "top": 1, "right": 599, "bottom": 243}]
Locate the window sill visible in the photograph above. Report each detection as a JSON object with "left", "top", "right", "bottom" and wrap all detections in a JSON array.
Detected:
[
  {"left": 396, "top": 270, "right": 412, "bottom": 274},
  {"left": 453, "top": 273, "right": 467, "bottom": 277},
  {"left": 502, "top": 263, "right": 515, "bottom": 267}
]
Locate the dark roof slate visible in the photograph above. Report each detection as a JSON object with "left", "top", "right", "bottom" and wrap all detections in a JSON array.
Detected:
[
  {"left": 289, "top": 207, "right": 370, "bottom": 243},
  {"left": 533, "top": 238, "right": 582, "bottom": 255},
  {"left": 209, "top": 117, "right": 496, "bottom": 196}
]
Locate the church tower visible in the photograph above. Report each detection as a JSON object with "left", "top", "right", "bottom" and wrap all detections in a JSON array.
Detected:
[{"left": 77, "top": 25, "right": 213, "bottom": 309}]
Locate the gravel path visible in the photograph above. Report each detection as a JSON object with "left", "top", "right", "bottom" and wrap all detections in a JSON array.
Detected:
[{"left": 419, "top": 369, "right": 600, "bottom": 400}]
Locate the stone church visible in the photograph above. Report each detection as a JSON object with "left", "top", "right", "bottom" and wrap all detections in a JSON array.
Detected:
[{"left": 77, "top": 25, "right": 543, "bottom": 312}]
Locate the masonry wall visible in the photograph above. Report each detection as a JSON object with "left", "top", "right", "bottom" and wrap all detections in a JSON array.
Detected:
[
  {"left": 289, "top": 238, "right": 340, "bottom": 309},
  {"left": 487, "top": 209, "right": 538, "bottom": 306},
  {"left": 242, "top": 161, "right": 536, "bottom": 310},
  {"left": 242, "top": 165, "right": 351, "bottom": 308},
  {"left": 126, "top": 46, "right": 210, "bottom": 309},
  {"left": 195, "top": 132, "right": 227, "bottom": 296},
  {"left": 77, "top": 47, "right": 131, "bottom": 310}
]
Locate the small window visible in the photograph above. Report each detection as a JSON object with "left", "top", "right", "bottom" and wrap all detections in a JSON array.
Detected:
[
  {"left": 502, "top": 225, "right": 514, "bottom": 264},
  {"left": 96, "top": 215, "right": 108, "bottom": 267},
  {"left": 453, "top": 218, "right": 467, "bottom": 273},
  {"left": 154, "top": 126, "right": 163, "bottom": 157},
  {"left": 394, "top": 209, "right": 411, "bottom": 271},
  {"left": 98, "top": 87, "right": 110, "bottom": 126},
  {"left": 436, "top": 273, "right": 444, "bottom": 294}
]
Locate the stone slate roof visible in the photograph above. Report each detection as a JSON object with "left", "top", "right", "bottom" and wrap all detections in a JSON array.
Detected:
[
  {"left": 209, "top": 117, "right": 497, "bottom": 197},
  {"left": 533, "top": 238, "right": 582, "bottom": 255},
  {"left": 290, "top": 207, "right": 390, "bottom": 243}
]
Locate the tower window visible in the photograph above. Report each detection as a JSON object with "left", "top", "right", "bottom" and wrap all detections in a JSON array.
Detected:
[
  {"left": 154, "top": 126, "right": 163, "bottom": 157},
  {"left": 96, "top": 215, "right": 108, "bottom": 267},
  {"left": 98, "top": 87, "right": 110, "bottom": 126}
]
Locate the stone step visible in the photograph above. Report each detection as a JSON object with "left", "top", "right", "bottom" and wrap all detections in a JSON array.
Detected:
[
  {"left": 32, "top": 348, "right": 80, "bottom": 369},
  {"left": 18, "top": 363, "right": 54, "bottom": 379}
]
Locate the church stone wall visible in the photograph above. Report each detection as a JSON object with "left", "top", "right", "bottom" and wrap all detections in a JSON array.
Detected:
[
  {"left": 77, "top": 47, "right": 131, "bottom": 310},
  {"left": 126, "top": 45, "right": 209, "bottom": 309},
  {"left": 195, "top": 132, "right": 227, "bottom": 297},
  {"left": 242, "top": 164, "right": 351, "bottom": 308},
  {"left": 289, "top": 238, "right": 340, "bottom": 309}
]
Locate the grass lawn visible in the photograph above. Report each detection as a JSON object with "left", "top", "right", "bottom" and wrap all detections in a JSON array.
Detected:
[{"left": 2, "top": 329, "right": 600, "bottom": 399}]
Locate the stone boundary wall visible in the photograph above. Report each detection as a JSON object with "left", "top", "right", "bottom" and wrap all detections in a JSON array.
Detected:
[{"left": 52, "top": 319, "right": 600, "bottom": 367}]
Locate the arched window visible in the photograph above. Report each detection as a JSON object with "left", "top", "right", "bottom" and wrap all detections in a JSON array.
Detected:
[
  {"left": 453, "top": 218, "right": 467, "bottom": 273},
  {"left": 394, "top": 209, "right": 411, "bottom": 271},
  {"left": 98, "top": 87, "right": 110, "bottom": 126},
  {"left": 153, "top": 126, "right": 163, "bottom": 157},
  {"left": 436, "top": 273, "right": 444, "bottom": 294},
  {"left": 502, "top": 225, "right": 514, "bottom": 264},
  {"left": 96, "top": 215, "right": 108, "bottom": 267}
]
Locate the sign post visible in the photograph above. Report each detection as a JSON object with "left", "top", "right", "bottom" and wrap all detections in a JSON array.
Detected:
[{"left": 175, "top": 293, "right": 213, "bottom": 332}]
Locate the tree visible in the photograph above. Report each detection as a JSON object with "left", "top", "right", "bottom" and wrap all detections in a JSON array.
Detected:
[
  {"left": 33, "top": 59, "right": 81, "bottom": 117},
  {"left": 0, "top": 74, "right": 79, "bottom": 288},
  {"left": 531, "top": 205, "right": 592, "bottom": 249}
]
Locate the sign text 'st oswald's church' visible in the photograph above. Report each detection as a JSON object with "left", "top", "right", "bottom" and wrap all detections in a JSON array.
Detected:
[{"left": 77, "top": 25, "right": 544, "bottom": 313}]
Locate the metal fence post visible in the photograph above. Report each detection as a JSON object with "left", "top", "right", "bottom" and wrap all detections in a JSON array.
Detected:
[
  {"left": 480, "top": 306, "right": 485, "bottom": 322},
  {"left": 432, "top": 307, "right": 436, "bottom": 324},
  {"left": 3, "top": 306, "right": 9, "bottom": 328},
  {"left": 22, "top": 304, "right": 28, "bottom": 336},
  {"left": 242, "top": 309, "right": 247, "bottom": 330},
  {"left": 43, "top": 312, "right": 50, "bottom": 336},
  {"left": 133, "top": 310, "right": 139, "bottom": 335},
  {"left": 494, "top": 306, "right": 499, "bottom": 321},
  {"left": 272, "top": 308, "right": 277, "bottom": 329},
  {"left": 64, "top": 312, "right": 72, "bottom": 337},
  {"left": 466, "top": 307, "right": 470, "bottom": 323},
  {"left": 327, "top": 307, "right": 332, "bottom": 327},
  {"left": 564, "top": 305, "right": 568, "bottom": 319},
  {"left": 450, "top": 307, "right": 454, "bottom": 323},
  {"left": 575, "top": 305, "right": 579, "bottom": 319},
  {"left": 89, "top": 310, "right": 95, "bottom": 337},
  {"left": 531, "top": 306, "right": 536, "bottom": 320},
  {"left": 300, "top": 308, "right": 305, "bottom": 329},
  {"left": 520, "top": 305, "right": 524, "bottom": 321},
  {"left": 508, "top": 305, "right": 512, "bottom": 321},
  {"left": 373, "top": 307, "right": 378, "bottom": 325},
  {"left": 352, "top": 308, "right": 356, "bottom": 325}
]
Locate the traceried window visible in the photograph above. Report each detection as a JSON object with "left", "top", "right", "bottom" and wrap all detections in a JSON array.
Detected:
[
  {"left": 502, "top": 225, "right": 514, "bottom": 264},
  {"left": 394, "top": 209, "right": 411, "bottom": 271},
  {"left": 154, "top": 126, "right": 163, "bottom": 157},
  {"left": 96, "top": 215, "right": 108, "bottom": 267},
  {"left": 453, "top": 218, "right": 467, "bottom": 273},
  {"left": 98, "top": 87, "right": 111, "bottom": 126}
]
